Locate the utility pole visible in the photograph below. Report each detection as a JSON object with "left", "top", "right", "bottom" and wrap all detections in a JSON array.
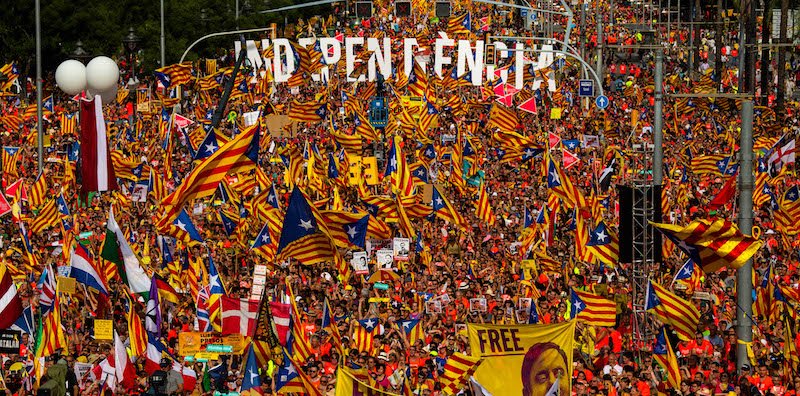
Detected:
[
  {"left": 35, "top": 0, "right": 43, "bottom": 174},
  {"left": 736, "top": 100, "right": 754, "bottom": 375},
  {"left": 596, "top": 0, "right": 603, "bottom": 79}
]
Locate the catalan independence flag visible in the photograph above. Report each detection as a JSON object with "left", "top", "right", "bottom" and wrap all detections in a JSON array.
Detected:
[
  {"left": 154, "top": 62, "right": 194, "bottom": 88},
  {"left": 474, "top": 182, "right": 495, "bottom": 226},
  {"left": 644, "top": 280, "right": 700, "bottom": 341},
  {"left": 352, "top": 318, "right": 379, "bottom": 353},
  {"left": 569, "top": 288, "right": 616, "bottom": 327},
  {"left": 160, "top": 124, "right": 259, "bottom": 224},
  {"left": 586, "top": 220, "right": 619, "bottom": 266},
  {"left": 487, "top": 104, "right": 519, "bottom": 132},
  {"left": 691, "top": 154, "right": 731, "bottom": 175},
  {"left": 672, "top": 259, "right": 703, "bottom": 293},
  {"left": 276, "top": 187, "right": 344, "bottom": 274},
  {"left": 441, "top": 353, "right": 484, "bottom": 395},
  {"left": 447, "top": 12, "right": 471, "bottom": 35},
  {"left": 59, "top": 112, "right": 78, "bottom": 136},
  {"left": 288, "top": 99, "right": 327, "bottom": 123},
  {"left": 430, "top": 185, "right": 467, "bottom": 229},
  {"left": 652, "top": 326, "right": 681, "bottom": 389},
  {"left": 650, "top": 219, "right": 763, "bottom": 273},
  {"left": 384, "top": 137, "right": 415, "bottom": 197}
]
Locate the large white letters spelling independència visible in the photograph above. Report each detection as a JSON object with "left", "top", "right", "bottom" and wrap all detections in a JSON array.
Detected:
[{"left": 233, "top": 35, "right": 558, "bottom": 91}]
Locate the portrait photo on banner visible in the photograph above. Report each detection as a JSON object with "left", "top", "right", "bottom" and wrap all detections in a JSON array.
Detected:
[{"left": 467, "top": 321, "right": 576, "bottom": 396}]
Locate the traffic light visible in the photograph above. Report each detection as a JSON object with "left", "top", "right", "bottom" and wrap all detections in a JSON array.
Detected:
[
  {"left": 435, "top": 1, "right": 451, "bottom": 17},
  {"left": 484, "top": 44, "right": 496, "bottom": 66},
  {"left": 355, "top": 1, "right": 373, "bottom": 18},
  {"left": 395, "top": 1, "right": 412, "bottom": 17}
]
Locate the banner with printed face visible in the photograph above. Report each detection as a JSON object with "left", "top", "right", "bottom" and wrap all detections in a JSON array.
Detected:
[{"left": 467, "top": 321, "right": 575, "bottom": 396}]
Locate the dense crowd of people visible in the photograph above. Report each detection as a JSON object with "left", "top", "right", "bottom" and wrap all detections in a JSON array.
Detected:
[{"left": 0, "top": 0, "right": 799, "bottom": 395}]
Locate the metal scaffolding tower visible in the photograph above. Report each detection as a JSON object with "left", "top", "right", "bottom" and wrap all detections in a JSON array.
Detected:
[{"left": 627, "top": 143, "right": 659, "bottom": 349}]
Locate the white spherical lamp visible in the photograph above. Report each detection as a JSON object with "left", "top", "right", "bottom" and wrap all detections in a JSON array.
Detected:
[
  {"left": 100, "top": 84, "right": 118, "bottom": 106},
  {"left": 85, "top": 56, "right": 119, "bottom": 92},
  {"left": 54, "top": 60, "right": 87, "bottom": 96}
]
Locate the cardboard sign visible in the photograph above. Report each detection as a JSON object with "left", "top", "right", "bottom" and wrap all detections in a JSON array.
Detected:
[
  {"left": 94, "top": 319, "right": 113, "bottom": 340},
  {"left": 393, "top": 238, "right": 410, "bottom": 261},
  {"left": 376, "top": 249, "right": 394, "bottom": 269},
  {"left": 351, "top": 251, "right": 369, "bottom": 275},
  {"left": 550, "top": 108, "right": 562, "bottom": 119},
  {"left": 57, "top": 276, "right": 76, "bottom": 294},
  {"left": 178, "top": 332, "right": 247, "bottom": 356}
]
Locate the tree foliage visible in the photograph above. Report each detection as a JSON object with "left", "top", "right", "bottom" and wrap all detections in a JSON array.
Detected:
[{"left": 0, "top": 0, "right": 333, "bottom": 78}]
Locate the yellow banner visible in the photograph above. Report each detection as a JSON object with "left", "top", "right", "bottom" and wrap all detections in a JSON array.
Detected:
[
  {"left": 177, "top": 332, "right": 248, "bottom": 356},
  {"left": 467, "top": 321, "right": 576, "bottom": 396}
]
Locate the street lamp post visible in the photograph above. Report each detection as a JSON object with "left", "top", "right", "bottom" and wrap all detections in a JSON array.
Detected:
[
  {"left": 124, "top": 28, "right": 141, "bottom": 142},
  {"left": 72, "top": 40, "right": 91, "bottom": 63}
]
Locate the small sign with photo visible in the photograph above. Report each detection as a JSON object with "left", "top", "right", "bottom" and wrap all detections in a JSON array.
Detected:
[
  {"left": 469, "top": 298, "right": 487, "bottom": 313},
  {"left": 393, "top": 237, "right": 410, "bottom": 261},
  {"left": 454, "top": 323, "right": 467, "bottom": 335},
  {"left": 518, "top": 298, "right": 532, "bottom": 311},
  {"left": 426, "top": 300, "right": 442, "bottom": 314},
  {"left": 376, "top": 249, "right": 394, "bottom": 269},
  {"left": 351, "top": 251, "right": 369, "bottom": 275},
  {"left": 515, "top": 309, "right": 529, "bottom": 324}
]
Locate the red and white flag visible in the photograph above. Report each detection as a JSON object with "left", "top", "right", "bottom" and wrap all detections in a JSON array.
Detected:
[
  {"left": 0, "top": 193, "right": 11, "bottom": 217},
  {"left": 562, "top": 149, "right": 580, "bottom": 169},
  {"left": 114, "top": 331, "right": 137, "bottom": 389},
  {"left": 518, "top": 96, "right": 537, "bottom": 114},
  {"left": 91, "top": 358, "right": 116, "bottom": 391},
  {"left": 4, "top": 179, "right": 28, "bottom": 201},
  {"left": 548, "top": 132, "right": 562, "bottom": 148},
  {"left": 79, "top": 95, "right": 117, "bottom": 193},
  {"left": 269, "top": 301, "right": 292, "bottom": 346},
  {"left": 0, "top": 264, "right": 22, "bottom": 329},
  {"left": 220, "top": 296, "right": 259, "bottom": 336}
]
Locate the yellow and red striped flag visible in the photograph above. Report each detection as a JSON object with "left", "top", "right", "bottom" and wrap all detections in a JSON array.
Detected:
[
  {"left": 586, "top": 220, "right": 620, "bottom": 267},
  {"left": 35, "top": 294, "right": 68, "bottom": 358},
  {"left": 653, "top": 326, "right": 681, "bottom": 389},
  {"left": 154, "top": 62, "right": 194, "bottom": 88},
  {"left": 474, "top": 182, "right": 495, "bottom": 226},
  {"left": 59, "top": 112, "right": 77, "bottom": 135},
  {"left": 645, "top": 280, "right": 700, "bottom": 341},
  {"left": 2, "top": 147, "right": 20, "bottom": 180},
  {"left": 160, "top": 124, "right": 259, "bottom": 223},
  {"left": 430, "top": 185, "right": 468, "bottom": 229},
  {"left": 690, "top": 154, "right": 729, "bottom": 175},
  {"left": 487, "top": 103, "right": 518, "bottom": 132},
  {"left": 288, "top": 99, "right": 327, "bottom": 123},
  {"left": 29, "top": 172, "right": 47, "bottom": 208},
  {"left": 650, "top": 219, "right": 764, "bottom": 273},
  {"left": 126, "top": 294, "right": 148, "bottom": 357},
  {"left": 569, "top": 288, "right": 616, "bottom": 327},
  {"left": 30, "top": 199, "right": 59, "bottom": 234},
  {"left": 385, "top": 137, "right": 415, "bottom": 197},
  {"left": 447, "top": 12, "right": 471, "bottom": 35},
  {"left": 441, "top": 352, "right": 484, "bottom": 395},
  {"left": 352, "top": 318, "right": 380, "bottom": 353}
]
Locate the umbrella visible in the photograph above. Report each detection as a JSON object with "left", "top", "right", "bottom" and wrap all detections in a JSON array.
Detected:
[{"left": 367, "top": 269, "right": 400, "bottom": 283}]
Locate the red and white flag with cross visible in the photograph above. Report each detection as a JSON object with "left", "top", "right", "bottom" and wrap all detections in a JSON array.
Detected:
[{"left": 221, "top": 296, "right": 260, "bottom": 337}]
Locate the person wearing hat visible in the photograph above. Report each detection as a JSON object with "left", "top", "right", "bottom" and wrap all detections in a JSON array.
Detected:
[{"left": 149, "top": 357, "right": 183, "bottom": 396}]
